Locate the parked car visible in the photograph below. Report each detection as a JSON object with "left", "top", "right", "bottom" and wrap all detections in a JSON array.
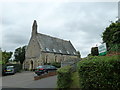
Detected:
[
  {"left": 35, "top": 65, "right": 57, "bottom": 76},
  {"left": 44, "top": 65, "right": 57, "bottom": 72},
  {"left": 35, "top": 65, "right": 47, "bottom": 76},
  {"left": 3, "top": 66, "right": 15, "bottom": 75}
]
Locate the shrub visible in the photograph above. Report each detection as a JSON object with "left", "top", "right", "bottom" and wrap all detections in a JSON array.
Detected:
[
  {"left": 57, "top": 65, "right": 72, "bottom": 88},
  {"left": 51, "top": 62, "right": 61, "bottom": 68},
  {"left": 44, "top": 62, "right": 61, "bottom": 68},
  {"left": 108, "top": 44, "right": 120, "bottom": 52},
  {"left": 77, "top": 55, "right": 120, "bottom": 89},
  {"left": 70, "top": 72, "right": 80, "bottom": 88}
]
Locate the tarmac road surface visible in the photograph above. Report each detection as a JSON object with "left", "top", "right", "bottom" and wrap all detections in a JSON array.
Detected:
[{"left": 2, "top": 71, "right": 57, "bottom": 89}]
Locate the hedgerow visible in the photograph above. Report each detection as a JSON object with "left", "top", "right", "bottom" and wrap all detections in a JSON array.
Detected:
[
  {"left": 77, "top": 55, "right": 120, "bottom": 89},
  {"left": 57, "top": 65, "right": 72, "bottom": 88}
]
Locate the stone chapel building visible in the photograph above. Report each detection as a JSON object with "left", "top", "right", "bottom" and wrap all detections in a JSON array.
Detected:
[{"left": 23, "top": 20, "right": 78, "bottom": 70}]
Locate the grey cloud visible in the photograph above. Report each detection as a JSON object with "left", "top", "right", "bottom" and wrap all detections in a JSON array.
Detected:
[
  {"left": 3, "top": 34, "right": 28, "bottom": 47},
  {"left": 1, "top": 2, "right": 117, "bottom": 57},
  {"left": 2, "top": 18, "right": 15, "bottom": 26}
]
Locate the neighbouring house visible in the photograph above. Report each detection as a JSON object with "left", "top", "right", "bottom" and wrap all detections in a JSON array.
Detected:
[{"left": 23, "top": 20, "right": 78, "bottom": 70}]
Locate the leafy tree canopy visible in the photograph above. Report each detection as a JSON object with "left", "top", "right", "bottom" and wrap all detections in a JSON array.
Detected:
[
  {"left": 76, "top": 51, "right": 81, "bottom": 58},
  {"left": 102, "top": 20, "right": 120, "bottom": 52},
  {"left": 91, "top": 47, "right": 99, "bottom": 56},
  {"left": 14, "top": 46, "right": 26, "bottom": 64},
  {"left": 2, "top": 51, "right": 13, "bottom": 64}
]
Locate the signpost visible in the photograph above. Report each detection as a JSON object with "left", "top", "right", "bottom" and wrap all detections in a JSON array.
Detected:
[{"left": 98, "top": 43, "right": 107, "bottom": 56}]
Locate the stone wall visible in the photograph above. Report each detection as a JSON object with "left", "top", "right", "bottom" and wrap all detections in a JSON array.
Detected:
[
  {"left": 25, "top": 36, "right": 41, "bottom": 59},
  {"left": 41, "top": 52, "right": 78, "bottom": 64},
  {"left": 23, "top": 52, "right": 78, "bottom": 70}
]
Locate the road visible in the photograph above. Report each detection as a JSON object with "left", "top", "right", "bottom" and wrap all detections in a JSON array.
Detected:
[{"left": 2, "top": 71, "right": 57, "bottom": 89}]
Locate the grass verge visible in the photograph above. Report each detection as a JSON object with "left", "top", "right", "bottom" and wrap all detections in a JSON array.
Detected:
[{"left": 70, "top": 72, "right": 80, "bottom": 88}]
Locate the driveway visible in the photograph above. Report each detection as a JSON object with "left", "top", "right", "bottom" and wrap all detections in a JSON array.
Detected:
[{"left": 2, "top": 71, "right": 57, "bottom": 88}]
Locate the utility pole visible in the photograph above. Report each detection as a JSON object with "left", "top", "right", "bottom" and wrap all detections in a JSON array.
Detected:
[{"left": 118, "top": 1, "right": 120, "bottom": 22}]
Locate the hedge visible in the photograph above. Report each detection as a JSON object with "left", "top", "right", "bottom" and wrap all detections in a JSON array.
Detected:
[
  {"left": 44, "top": 62, "right": 61, "bottom": 68},
  {"left": 77, "top": 55, "right": 120, "bottom": 89},
  {"left": 109, "top": 44, "right": 120, "bottom": 52},
  {"left": 51, "top": 62, "right": 61, "bottom": 68},
  {"left": 57, "top": 65, "right": 72, "bottom": 88}
]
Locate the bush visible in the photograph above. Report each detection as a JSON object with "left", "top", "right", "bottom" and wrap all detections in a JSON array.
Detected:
[
  {"left": 109, "top": 44, "right": 120, "bottom": 52},
  {"left": 44, "top": 62, "right": 61, "bottom": 68},
  {"left": 77, "top": 55, "right": 120, "bottom": 89},
  {"left": 51, "top": 62, "right": 61, "bottom": 68},
  {"left": 57, "top": 65, "right": 72, "bottom": 88},
  {"left": 70, "top": 72, "right": 80, "bottom": 88}
]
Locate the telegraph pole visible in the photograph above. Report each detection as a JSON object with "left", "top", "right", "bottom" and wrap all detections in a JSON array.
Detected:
[{"left": 118, "top": 1, "right": 120, "bottom": 22}]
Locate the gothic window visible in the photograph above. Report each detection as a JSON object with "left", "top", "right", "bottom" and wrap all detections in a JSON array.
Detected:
[
  {"left": 55, "top": 56, "right": 57, "bottom": 62},
  {"left": 62, "top": 57, "right": 64, "bottom": 61},
  {"left": 31, "top": 60, "right": 33, "bottom": 70},
  {"left": 34, "top": 44, "right": 35, "bottom": 47},
  {"left": 45, "top": 55, "right": 48, "bottom": 63},
  {"left": 37, "top": 61, "right": 39, "bottom": 64},
  {"left": 33, "top": 39, "right": 35, "bottom": 41}
]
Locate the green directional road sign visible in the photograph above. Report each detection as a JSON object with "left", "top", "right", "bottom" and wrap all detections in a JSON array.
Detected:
[{"left": 98, "top": 43, "right": 107, "bottom": 56}]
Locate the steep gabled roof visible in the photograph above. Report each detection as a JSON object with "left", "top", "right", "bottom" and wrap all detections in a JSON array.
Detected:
[{"left": 36, "top": 33, "right": 77, "bottom": 56}]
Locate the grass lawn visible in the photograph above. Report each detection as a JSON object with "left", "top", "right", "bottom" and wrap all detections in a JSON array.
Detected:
[{"left": 70, "top": 72, "right": 80, "bottom": 88}]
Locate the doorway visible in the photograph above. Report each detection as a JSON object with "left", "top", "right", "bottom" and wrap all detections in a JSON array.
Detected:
[{"left": 30, "top": 60, "right": 33, "bottom": 70}]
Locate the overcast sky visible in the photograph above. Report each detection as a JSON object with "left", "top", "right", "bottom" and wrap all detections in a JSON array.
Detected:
[{"left": 1, "top": 2, "right": 118, "bottom": 58}]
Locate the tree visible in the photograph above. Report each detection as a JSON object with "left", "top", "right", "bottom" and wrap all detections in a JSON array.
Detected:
[
  {"left": 2, "top": 51, "right": 13, "bottom": 64},
  {"left": 76, "top": 51, "right": 81, "bottom": 58},
  {"left": 87, "top": 53, "right": 92, "bottom": 57},
  {"left": 14, "top": 46, "right": 26, "bottom": 64},
  {"left": 0, "top": 48, "right": 2, "bottom": 63},
  {"left": 102, "top": 20, "right": 120, "bottom": 52},
  {"left": 91, "top": 47, "right": 99, "bottom": 56}
]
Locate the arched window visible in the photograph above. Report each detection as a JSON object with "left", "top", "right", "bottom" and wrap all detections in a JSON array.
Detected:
[
  {"left": 30, "top": 60, "right": 33, "bottom": 70},
  {"left": 45, "top": 55, "right": 48, "bottom": 63},
  {"left": 55, "top": 56, "right": 57, "bottom": 62},
  {"left": 62, "top": 56, "right": 64, "bottom": 61}
]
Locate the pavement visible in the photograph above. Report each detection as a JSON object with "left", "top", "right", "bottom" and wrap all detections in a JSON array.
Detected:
[{"left": 2, "top": 71, "right": 57, "bottom": 89}]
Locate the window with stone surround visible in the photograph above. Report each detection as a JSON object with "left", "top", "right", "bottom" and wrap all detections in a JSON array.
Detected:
[
  {"left": 45, "top": 55, "right": 48, "bottom": 63},
  {"left": 55, "top": 56, "right": 57, "bottom": 62}
]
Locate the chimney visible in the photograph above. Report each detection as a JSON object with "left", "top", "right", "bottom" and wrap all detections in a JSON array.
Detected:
[{"left": 32, "top": 20, "right": 37, "bottom": 36}]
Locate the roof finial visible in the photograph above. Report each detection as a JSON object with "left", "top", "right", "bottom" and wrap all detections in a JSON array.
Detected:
[{"left": 33, "top": 20, "right": 37, "bottom": 27}]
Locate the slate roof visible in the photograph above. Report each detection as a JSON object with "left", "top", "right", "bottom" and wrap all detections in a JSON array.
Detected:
[{"left": 36, "top": 33, "right": 77, "bottom": 56}]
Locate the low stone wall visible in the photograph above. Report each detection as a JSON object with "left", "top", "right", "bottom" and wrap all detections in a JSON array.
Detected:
[
  {"left": 34, "top": 71, "right": 57, "bottom": 80},
  {"left": 106, "top": 52, "right": 120, "bottom": 56}
]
